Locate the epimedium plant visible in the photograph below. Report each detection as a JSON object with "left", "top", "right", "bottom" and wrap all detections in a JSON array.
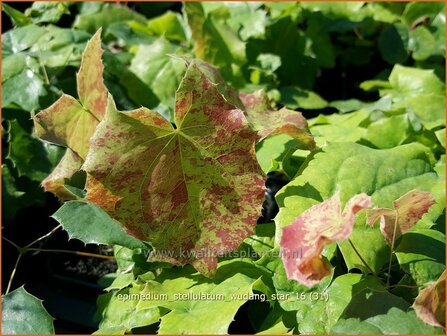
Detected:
[{"left": 2, "top": 2, "right": 445, "bottom": 335}]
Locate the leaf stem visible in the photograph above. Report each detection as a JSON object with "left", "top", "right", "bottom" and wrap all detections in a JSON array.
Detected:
[
  {"left": 386, "top": 210, "right": 399, "bottom": 287},
  {"left": 5, "top": 254, "right": 22, "bottom": 294},
  {"left": 348, "top": 238, "right": 375, "bottom": 275},
  {"left": 24, "top": 224, "right": 62, "bottom": 249},
  {"left": 26, "top": 248, "right": 115, "bottom": 260}
]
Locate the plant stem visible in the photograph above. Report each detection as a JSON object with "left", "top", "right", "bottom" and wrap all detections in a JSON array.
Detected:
[
  {"left": 26, "top": 248, "right": 115, "bottom": 260},
  {"left": 24, "top": 224, "right": 62, "bottom": 249},
  {"left": 2, "top": 236, "right": 21, "bottom": 251},
  {"left": 6, "top": 254, "right": 22, "bottom": 294},
  {"left": 386, "top": 210, "right": 399, "bottom": 287},
  {"left": 348, "top": 238, "right": 375, "bottom": 275}
]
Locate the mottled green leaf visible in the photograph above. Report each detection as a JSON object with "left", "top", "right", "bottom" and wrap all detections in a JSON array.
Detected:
[
  {"left": 52, "top": 201, "right": 147, "bottom": 249},
  {"left": 395, "top": 229, "right": 445, "bottom": 287},
  {"left": 84, "top": 60, "right": 265, "bottom": 276},
  {"left": 225, "top": 2, "right": 268, "bottom": 40},
  {"left": 239, "top": 90, "right": 315, "bottom": 149},
  {"left": 276, "top": 142, "right": 439, "bottom": 273},
  {"left": 2, "top": 287, "right": 54, "bottom": 334},
  {"left": 2, "top": 24, "right": 46, "bottom": 56},
  {"left": 413, "top": 270, "right": 445, "bottom": 328}
]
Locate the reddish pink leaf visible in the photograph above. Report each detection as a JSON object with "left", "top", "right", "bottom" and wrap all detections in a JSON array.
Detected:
[
  {"left": 413, "top": 271, "right": 446, "bottom": 328},
  {"left": 83, "top": 60, "right": 265, "bottom": 277},
  {"left": 367, "top": 189, "right": 436, "bottom": 245},
  {"left": 280, "top": 191, "right": 371, "bottom": 287},
  {"left": 239, "top": 90, "right": 316, "bottom": 149}
]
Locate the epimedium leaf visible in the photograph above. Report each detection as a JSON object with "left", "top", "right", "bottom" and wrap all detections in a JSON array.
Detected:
[
  {"left": 145, "top": 11, "right": 188, "bottom": 42},
  {"left": 41, "top": 149, "right": 84, "bottom": 200},
  {"left": 73, "top": 4, "right": 146, "bottom": 34},
  {"left": 95, "top": 284, "right": 160, "bottom": 335},
  {"left": 7, "top": 119, "right": 65, "bottom": 182},
  {"left": 280, "top": 191, "right": 371, "bottom": 287},
  {"left": 52, "top": 200, "right": 147, "bottom": 250},
  {"left": 83, "top": 59, "right": 265, "bottom": 276},
  {"left": 2, "top": 3, "right": 32, "bottom": 27},
  {"left": 332, "top": 288, "right": 443, "bottom": 334},
  {"left": 413, "top": 270, "right": 446, "bottom": 328},
  {"left": 395, "top": 229, "right": 445, "bottom": 287},
  {"left": 2, "top": 286, "right": 55, "bottom": 334},
  {"left": 297, "top": 274, "right": 384, "bottom": 334},
  {"left": 184, "top": 2, "right": 246, "bottom": 68},
  {"left": 33, "top": 29, "right": 107, "bottom": 199},
  {"left": 135, "top": 259, "right": 269, "bottom": 334},
  {"left": 25, "top": 2, "right": 70, "bottom": 24},
  {"left": 129, "top": 37, "right": 187, "bottom": 122},
  {"left": 275, "top": 142, "right": 441, "bottom": 274},
  {"left": 34, "top": 94, "right": 98, "bottom": 160},
  {"left": 239, "top": 90, "right": 316, "bottom": 149},
  {"left": 367, "top": 190, "right": 436, "bottom": 246}
]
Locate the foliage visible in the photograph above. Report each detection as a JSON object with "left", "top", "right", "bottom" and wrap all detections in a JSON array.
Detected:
[{"left": 2, "top": 2, "right": 445, "bottom": 335}]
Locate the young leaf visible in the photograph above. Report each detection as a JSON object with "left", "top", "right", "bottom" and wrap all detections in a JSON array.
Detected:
[
  {"left": 239, "top": 90, "right": 316, "bottom": 149},
  {"left": 33, "top": 29, "right": 107, "bottom": 199},
  {"left": 367, "top": 189, "right": 436, "bottom": 246},
  {"left": 2, "top": 287, "right": 55, "bottom": 334},
  {"left": 413, "top": 270, "right": 446, "bottom": 328},
  {"left": 83, "top": 60, "right": 265, "bottom": 276},
  {"left": 280, "top": 191, "right": 371, "bottom": 287}
]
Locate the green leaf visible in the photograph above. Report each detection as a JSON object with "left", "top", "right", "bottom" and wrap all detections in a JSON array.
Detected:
[
  {"left": 2, "top": 287, "right": 54, "bottom": 334},
  {"left": 104, "top": 273, "right": 135, "bottom": 292},
  {"left": 276, "top": 142, "right": 439, "bottom": 273},
  {"left": 2, "top": 67, "right": 47, "bottom": 111},
  {"left": 52, "top": 201, "right": 147, "bottom": 249},
  {"left": 332, "top": 308, "right": 443, "bottom": 334},
  {"left": 280, "top": 87, "right": 328, "bottom": 110},
  {"left": 332, "top": 288, "right": 443, "bottom": 334},
  {"left": 84, "top": 60, "right": 265, "bottom": 276},
  {"left": 95, "top": 285, "right": 160, "bottom": 335},
  {"left": 7, "top": 120, "right": 64, "bottom": 182},
  {"left": 146, "top": 11, "right": 187, "bottom": 42},
  {"left": 225, "top": 2, "right": 268, "bottom": 40},
  {"left": 135, "top": 259, "right": 269, "bottom": 334},
  {"left": 2, "top": 24, "right": 46, "bottom": 56},
  {"left": 185, "top": 2, "right": 246, "bottom": 68},
  {"left": 409, "top": 26, "right": 440, "bottom": 61},
  {"left": 2, "top": 3, "right": 32, "bottom": 26},
  {"left": 74, "top": 4, "right": 147, "bottom": 34},
  {"left": 379, "top": 23, "right": 409, "bottom": 64},
  {"left": 402, "top": 2, "right": 445, "bottom": 26},
  {"left": 395, "top": 229, "right": 445, "bottom": 287},
  {"left": 298, "top": 274, "right": 384, "bottom": 334},
  {"left": 25, "top": 2, "right": 70, "bottom": 24},
  {"left": 2, "top": 164, "right": 25, "bottom": 224},
  {"left": 362, "top": 114, "right": 411, "bottom": 149},
  {"left": 129, "top": 38, "right": 186, "bottom": 121}
]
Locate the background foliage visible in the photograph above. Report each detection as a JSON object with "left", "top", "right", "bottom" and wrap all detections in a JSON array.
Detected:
[{"left": 2, "top": 1, "right": 445, "bottom": 335}]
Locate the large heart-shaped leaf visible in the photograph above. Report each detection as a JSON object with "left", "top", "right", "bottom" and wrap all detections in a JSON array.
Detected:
[{"left": 83, "top": 59, "right": 265, "bottom": 276}]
